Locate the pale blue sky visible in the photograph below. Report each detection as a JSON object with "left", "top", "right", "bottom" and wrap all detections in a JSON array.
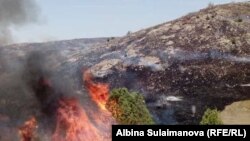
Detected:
[{"left": 12, "top": 0, "right": 247, "bottom": 43}]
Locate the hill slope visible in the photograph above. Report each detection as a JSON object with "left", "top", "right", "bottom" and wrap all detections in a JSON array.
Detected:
[{"left": 89, "top": 2, "right": 250, "bottom": 124}]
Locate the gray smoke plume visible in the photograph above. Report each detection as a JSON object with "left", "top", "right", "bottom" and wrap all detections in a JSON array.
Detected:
[{"left": 0, "top": 0, "right": 40, "bottom": 45}]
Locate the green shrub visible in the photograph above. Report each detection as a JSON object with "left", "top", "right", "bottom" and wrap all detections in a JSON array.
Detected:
[
  {"left": 200, "top": 108, "right": 223, "bottom": 125},
  {"left": 106, "top": 88, "right": 154, "bottom": 124}
]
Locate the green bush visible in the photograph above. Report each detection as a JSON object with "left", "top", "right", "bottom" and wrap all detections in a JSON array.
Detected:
[
  {"left": 200, "top": 108, "right": 223, "bottom": 125},
  {"left": 106, "top": 88, "right": 154, "bottom": 124}
]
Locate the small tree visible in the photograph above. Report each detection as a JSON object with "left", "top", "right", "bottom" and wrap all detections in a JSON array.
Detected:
[
  {"left": 106, "top": 88, "right": 154, "bottom": 124},
  {"left": 200, "top": 108, "right": 223, "bottom": 125}
]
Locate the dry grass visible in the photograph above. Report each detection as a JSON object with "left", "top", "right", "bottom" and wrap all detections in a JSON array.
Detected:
[{"left": 220, "top": 100, "right": 250, "bottom": 125}]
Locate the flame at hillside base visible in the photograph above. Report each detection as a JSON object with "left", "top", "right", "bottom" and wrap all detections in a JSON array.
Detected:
[
  {"left": 52, "top": 98, "right": 102, "bottom": 141},
  {"left": 19, "top": 117, "right": 37, "bottom": 141},
  {"left": 83, "top": 70, "right": 109, "bottom": 110},
  {"left": 20, "top": 71, "right": 114, "bottom": 141}
]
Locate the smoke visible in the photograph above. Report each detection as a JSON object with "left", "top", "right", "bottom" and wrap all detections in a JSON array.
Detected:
[
  {"left": 0, "top": 48, "right": 76, "bottom": 140},
  {"left": 159, "top": 47, "right": 250, "bottom": 63},
  {"left": 0, "top": 0, "right": 40, "bottom": 45},
  {"left": 0, "top": 48, "right": 66, "bottom": 119}
]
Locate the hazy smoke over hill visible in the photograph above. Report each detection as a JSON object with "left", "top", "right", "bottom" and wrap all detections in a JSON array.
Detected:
[{"left": 0, "top": 0, "right": 40, "bottom": 45}]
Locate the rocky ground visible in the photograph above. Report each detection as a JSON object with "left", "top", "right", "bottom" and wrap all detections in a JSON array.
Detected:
[{"left": 88, "top": 2, "right": 250, "bottom": 124}]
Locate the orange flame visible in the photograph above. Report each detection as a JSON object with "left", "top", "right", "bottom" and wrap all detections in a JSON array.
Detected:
[
  {"left": 83, "top": 70, "right": 109, "bottom": 110},
  {"left": 19, "top": 117, "right": 37, "bottom": 141},
  {"left": 52, "top": 98, "right": 102, "bottom": 141}
]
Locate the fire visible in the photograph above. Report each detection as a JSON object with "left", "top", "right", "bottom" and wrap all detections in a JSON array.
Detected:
[
  {"left": 22, "top": 73, "right": 113, "bottom": 141},
  {"left": 19, "top": 117, "right": 37, "bottom": 141},
  {"left": 52, "top": 98, "right": 102, "bottom": 141},
  {"left": 83, "top": 70, "right": 109, "bottom": 110}
]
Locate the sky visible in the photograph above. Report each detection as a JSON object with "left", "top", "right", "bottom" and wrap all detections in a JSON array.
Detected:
[{"left": 12, "top": 0, "right": 247, "bottom": 43}]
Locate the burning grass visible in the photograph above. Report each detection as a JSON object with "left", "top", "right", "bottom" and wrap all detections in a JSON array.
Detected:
[
  {"left": 52, "top": 98, "right": 102, "bottom": 141},
  {"left": 19, "top": 117, "right": 37, "bottom": 141},
  {"left": 83, "top": 70, "right": 109, "bottom": 110},
  {"left": 16, "top": 69, "right": 115, "bottom": 141}
]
